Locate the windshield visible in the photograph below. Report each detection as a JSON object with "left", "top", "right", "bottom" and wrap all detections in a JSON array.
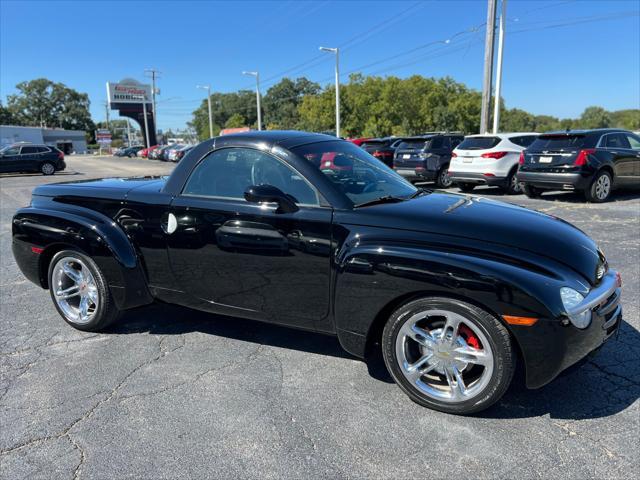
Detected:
[
  {"left": 291, "top": 140, "right": 417, "bottom": 206},
  {"left": 457, "top": 137, "right": 501, "bottom": 150},
  {"left": 529, "top": 135, "right": 586, "bottom": 151},
  {"left": 397, "top": 139, "right": 429, "bottom": 150}
]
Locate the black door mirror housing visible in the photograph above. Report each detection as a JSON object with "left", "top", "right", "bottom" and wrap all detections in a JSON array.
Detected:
[{"left": 244, "top": 184, "right": 299, "bottom": 213}]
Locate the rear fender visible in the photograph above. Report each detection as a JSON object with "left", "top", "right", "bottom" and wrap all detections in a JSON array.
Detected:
[{"left": 12, "top": 205, "right": 152, "bottom": 310}]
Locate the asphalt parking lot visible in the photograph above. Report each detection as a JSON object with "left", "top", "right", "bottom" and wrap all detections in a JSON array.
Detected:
[{"left": 1, "top": 155, "right": 638, "bottom": 479}]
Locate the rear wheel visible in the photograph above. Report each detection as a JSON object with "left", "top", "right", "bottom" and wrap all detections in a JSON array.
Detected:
[
  {"left": 435, "top": 166, "right": 453, "bottom": 188},
  {"left": 503, "top": 170, "right": 523, "bottom": 195},
  {"left": 584, "top": 170, "right": 612, "bottom": 203},
  {"left": 382, "top": 297, "right": 515, "bottom": 415},
  {"left": 41, "top": 162, "right": 55, "bottom": 175},
  {"left": 523, "top": 184, "right": 543, "bottom": 198},
  {"left": 457, "top": 183, "right": 475, "bottom": 193},
  {"left": 48, "top": 250, "right": 120, "bottom": 331}
]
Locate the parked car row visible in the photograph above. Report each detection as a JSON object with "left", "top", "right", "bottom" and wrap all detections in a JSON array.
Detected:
[
  {"left": 113, "top": 145, "right": 145, "bottom": 157},
  {"left": 356, "top": 128, "right": 640, "bottom": 201},
  {"left": 143, "top": 144, "right": 195, "bottom": 162}
]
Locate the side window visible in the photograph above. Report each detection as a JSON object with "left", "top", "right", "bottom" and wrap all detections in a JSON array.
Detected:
[
  {"left": 36, "top": 146, "right": 50, "bottom": 153},
  {"left": 625, "top": 133, "right": 640, "bottom": 150},
  {"left": 430, "top": 137, "right": 444, "bottom": 149},
  {"left": 604, "top": 133, "right": 630, "bottom": 149},
  {"left": 2, "top": 147, "right": 20, "bottom": 155},
  {"left": 182, "top": 148, "right": 320, "bottom": 206},
  {"left": 20, "top": 146, "right": 38, "bottom": 154}
]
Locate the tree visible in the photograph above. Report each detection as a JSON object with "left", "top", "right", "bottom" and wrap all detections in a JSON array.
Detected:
[
  {"left": 224, "top": 113, "right": 246, "bottom": 128},
  {"left": 263, "top": 77, "right": 320, "bottom": 129},
  {"left": 6, "top": 78, "right": 95, "bottom": 133},
  {"left": 610, "top": 109, "right": 640, "bottom": 130},
  {"left": 191, "top": 90, "right": 257, "bottom": 139},
  {"left": 0, "top": 101, "right": 17, "bottom": 125},
  {"left": 577, "top": 106, "right": 611, "bottom": 129}
]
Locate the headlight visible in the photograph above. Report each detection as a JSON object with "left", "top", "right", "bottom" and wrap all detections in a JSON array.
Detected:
[{"left": 560, "top": 287, "right": 591, "bottom": 329}]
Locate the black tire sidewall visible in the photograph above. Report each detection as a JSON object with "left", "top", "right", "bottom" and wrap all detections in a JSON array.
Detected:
[
  {"left": 586, "top": 170, "right": 612, "bottom": 203},
  {"left": 436, "top": 166, "right": 452, "bottom": 188},
  {"left": 382, "top": 297, "right": 515, "bottom": 415},
  {"left": 458, "top": 183, "right": 475, "bottom": 192},
  {"left": 523, "top": 184, "right": 541, "bottom": 198},
  {"left": 47, "top": 249, "right": 117, "bottom": 331}
]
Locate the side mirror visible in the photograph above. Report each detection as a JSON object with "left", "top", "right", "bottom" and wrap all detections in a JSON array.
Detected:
[{"left": 244, "top": 184, "right": 298, "bottom": 213}]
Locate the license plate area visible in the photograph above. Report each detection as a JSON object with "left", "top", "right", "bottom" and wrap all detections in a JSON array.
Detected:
[{"left": 539, "top": 156, "right": 553, "bottom": 163}]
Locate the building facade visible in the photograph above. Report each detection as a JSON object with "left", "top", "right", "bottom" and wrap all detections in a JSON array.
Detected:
[{"left": 0, "top": 125, "right": 88, "bottom": 154}]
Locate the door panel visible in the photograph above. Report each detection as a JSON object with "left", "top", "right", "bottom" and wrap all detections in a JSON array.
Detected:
[{"left": 167, "top": 197, "right": 332, "bottom": 330}]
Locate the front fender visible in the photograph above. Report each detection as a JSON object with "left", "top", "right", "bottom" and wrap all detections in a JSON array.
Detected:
[{"left": 12, "top": 205, "right": 152, "bottom": 310}]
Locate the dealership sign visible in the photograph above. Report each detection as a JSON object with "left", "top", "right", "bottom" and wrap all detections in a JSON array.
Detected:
[
  {"left": 106, "top": 81, "right": 152, "bottom": 105},
  {"left": 96, "top": 129, "right": 112, "bottom": 144}
]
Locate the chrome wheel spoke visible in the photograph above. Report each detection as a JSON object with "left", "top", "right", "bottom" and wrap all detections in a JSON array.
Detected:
[
  {"left": 86, "top": 286, "right": 99, "bottom": 304},
  {"left": 62, "top": 263, "right": 82, "bottom": 283},
  {"left": 404, "top": 324, "right": 437, "bottom": 350},
  {"left": 451, "top": 365, "right": 467, "bottom": 399},
  {"left": 442, "top": 314, "right": 461, "bottom": 345},
  {"left": 79, "top": 295, "right": 91, "bottom": 319},
  {"left": 453, "top": 345, "right": 491, "bottom": 366},
  {"left": 406, "top": 354, "right": 433, "bottom": 373},
  {"left": 56, "top": 285, "right": 81, "bottom": 300}
]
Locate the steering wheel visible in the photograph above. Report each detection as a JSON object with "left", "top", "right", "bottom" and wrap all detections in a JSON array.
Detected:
[{"left": 251, "top": 158, "right": 288, "bottom": 189}]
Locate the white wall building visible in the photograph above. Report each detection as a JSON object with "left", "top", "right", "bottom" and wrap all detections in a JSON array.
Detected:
[{"left": 0, "top": 125, "right": 88, "bottom": 154}]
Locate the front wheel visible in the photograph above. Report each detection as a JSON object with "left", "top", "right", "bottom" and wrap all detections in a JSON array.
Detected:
[
  {"left": 48, "top": 250, "right": 121, "bottom": 331},
  {"left": 584, "top": 170, "right": 612, "bottom": 203},
  {"left": 523, "top": 184, "right": 543, "bottom": 198},
  {"left": 435, "top": 166, "right": 453, "bottom": 188},
  {"left": 41, "top": 162, "right": 55, "bottom": 175},
  {"left": 382, "top": 297, "right": 515, "bottom": 415},
  {"left": 457, "top": 183, "right": 475, "bottom": 193}
]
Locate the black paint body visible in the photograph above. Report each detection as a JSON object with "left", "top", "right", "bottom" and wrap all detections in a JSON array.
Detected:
[{"left": 12, "top": 131, "right": 622, "bottom": 389}]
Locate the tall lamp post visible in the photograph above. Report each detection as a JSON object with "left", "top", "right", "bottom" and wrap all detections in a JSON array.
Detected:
[
  {"left": 133, "top": 94, "right": 151, "bottom": 149},
  {"left": 492, "top": 0, "right": 507, "bottom": 134},
  {"left": 319, "top": 46, "right": 340, "bottom": 138},
  {"left": 196, "top": 85, "right": 214, "bottom": 139},
  {"left": 242, "top": 71, "right": 262, "bottom": 131}
]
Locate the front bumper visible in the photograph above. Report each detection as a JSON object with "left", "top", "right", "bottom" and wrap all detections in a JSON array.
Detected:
[
  {"left": 516, "top": 170, "right": 591, "bottom": 190},
  {"left": 449, "top": 172, "right": 508, "bottom": 187},
  {"left": 520, "top": 270, "right": 623, "bottom": 389}
]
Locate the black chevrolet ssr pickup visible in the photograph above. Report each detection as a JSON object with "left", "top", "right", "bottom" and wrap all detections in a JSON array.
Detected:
[{"left": 12, "top": 131, "right": 623, "bottom": 415}]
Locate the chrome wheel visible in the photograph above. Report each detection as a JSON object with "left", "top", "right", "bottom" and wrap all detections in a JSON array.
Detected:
[
  {"left": 395, "top": 309, "right": 494, "bottom": 403},
  {"left": 510, "top": 173, "right": 522, "bottom": 193},
  {"left": 594, "top": 174, "right": 611, "bottom": 200},
  {"left": 439, "top": 168, "right": 453, "bottom": 188},
  {"left": 51, "top": 256, "right": 99, "bottom": 325},
  {"left": 41, "top": 163, "right": 55, "bottom": 175}
]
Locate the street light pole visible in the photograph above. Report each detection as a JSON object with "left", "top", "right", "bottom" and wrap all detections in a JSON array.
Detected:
[
  {"left": 242, "top": 71, "right": 262, "bottom": 130},
  {"left": 492, "top": 0, "right": 507, "bottom": 134},
  {"left": 196, "top": 85, "right": 213, "bottom": 138},
  {"left": 141, "top": 99, "right": 150, "bottom": 149},
  {"left": 319, "top": 46, "right": 340, "bottom": 138}
]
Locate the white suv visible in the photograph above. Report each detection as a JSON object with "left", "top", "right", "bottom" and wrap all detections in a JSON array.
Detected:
[{"left": 449, "top": 133, "right": 538, "bottom": 194}]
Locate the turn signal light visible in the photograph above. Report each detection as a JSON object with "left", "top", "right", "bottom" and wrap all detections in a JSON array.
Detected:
[
  {"left": 451, "top": 152, "right": 458, "bottom": 158},
  {"left": 502, "top": 315, "right": 538, "bottom": 326},
  {"left": 481, "top": 151, "right": 509, "bottom": 159},
  {"left": 574, "top": 149, "right": 596, "bottom": 166}
]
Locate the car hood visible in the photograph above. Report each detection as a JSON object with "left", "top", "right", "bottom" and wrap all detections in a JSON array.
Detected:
[{"left": 346, "top": 191, "right": 601, "bottom": 284}]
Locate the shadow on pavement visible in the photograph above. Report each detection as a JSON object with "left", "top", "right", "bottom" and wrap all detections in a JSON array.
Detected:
[
  {"left": 0, "top": 171, "right": 81, "bottom": 179},
  {"left": 111, "top": 303, "right": 639, "bottom": 417}
]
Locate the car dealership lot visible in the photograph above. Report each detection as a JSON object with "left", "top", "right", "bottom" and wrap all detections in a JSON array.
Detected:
[{"left": 1, "top": 155, "right": 638, "bottom": 478}]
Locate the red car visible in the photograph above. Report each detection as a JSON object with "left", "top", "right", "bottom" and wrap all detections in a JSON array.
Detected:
[
  {"left": 347, "top": 137, "right": 371, "bottom": 147},
  {"left": 139, "top": 145, "right": 159, "bottom": 158}
]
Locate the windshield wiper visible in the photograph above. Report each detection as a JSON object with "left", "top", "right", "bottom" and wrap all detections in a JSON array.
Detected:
[
  {"left": 409, "top": 187, "right": 431, "bottom": 198},
  {"left": 355, "top": 195, "right": 407, "bottom": 208}
]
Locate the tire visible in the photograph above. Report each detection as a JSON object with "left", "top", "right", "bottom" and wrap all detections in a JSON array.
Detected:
[
  {"left": 382, "top": 297, "right": 515, "bottom": 415},
  {"left": 584, "top": 170, "right": 612, "bottom": 203},
  {"left": 523, "top": 184, "right": 543, "bottom": 199},
  {"left": 41, "top": 162, "right": 55, "bottom": 175},
  {"left": 435, "top": 166, "right": 453, "bottom": 188},
  {"left": 503, "top": 169, "right": 523, "bottom": 195},
  {"left": 457, "top": 183, "right": 475, "bottom": 193},
  {"left": 48, "top": 249, "right": 121, "bottom": 331}
]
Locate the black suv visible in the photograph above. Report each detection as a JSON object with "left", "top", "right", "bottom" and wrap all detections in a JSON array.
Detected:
[
  {"left": 393, "top": 133, "right": 464, "bottom": 187},
  {"left": 0, "top": 144, "right": 66, "bottom": 175},
  {"left": 360, "top": 137, "right": 399, "bottom": 167},
  {"left": 518, "top": 129, "right": 640, "bottom": 202}
]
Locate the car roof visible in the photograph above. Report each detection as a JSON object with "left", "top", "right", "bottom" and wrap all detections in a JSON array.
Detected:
[
  {"left": 540, "top": 128, "right": 628, "bottom": 136},
  {"left": 218, "top": 130, "right": 338, "bottom": 149},
  {"left": 464, "top": 132, "right": 538, "bottom": 138}
]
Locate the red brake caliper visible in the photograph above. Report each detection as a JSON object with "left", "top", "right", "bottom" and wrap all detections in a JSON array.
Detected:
[{"left": 458, "top": 324, "right": 481, "bottom": 349}]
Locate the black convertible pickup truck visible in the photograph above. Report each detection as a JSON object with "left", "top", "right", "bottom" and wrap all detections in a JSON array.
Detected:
[{"left": 12, "top": 131, "right": 623, "bottom": 415}]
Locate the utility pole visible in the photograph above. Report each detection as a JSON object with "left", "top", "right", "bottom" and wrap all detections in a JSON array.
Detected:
[
  {"left": 480, "top": 0, "right": 497, "bottom": 134},
  {"left": 134, "top": 95, "right": 151, "bottom": 148},
  {"left": 196, "top": 85, "right": 213, "bottom": 138},
  {"left": 145, "top": 68, "right": 161, "bottom": 137},
  {"left": 492, "top": 0, "right": 507, "bottom": 134},
  {"left": 319, "top": 46, "right": 340, "bottom": 138},
  {"left": 242, "top": 71, "right": 262, "bottom": 131},
  {"left": 126, "top": 120, "right": 132, "bottom": 147}
]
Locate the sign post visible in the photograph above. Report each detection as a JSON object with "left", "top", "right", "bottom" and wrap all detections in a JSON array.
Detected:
[{"left": 95, "top": 128, "right": 112, "bottom": 155}]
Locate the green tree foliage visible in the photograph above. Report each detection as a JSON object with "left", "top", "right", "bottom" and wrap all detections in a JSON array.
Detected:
[
  {"left": 0, "top": 101, "right": 17, "bottom": 125},
  {"left": 190, "top": 74, "right": 639, "bottom": 138},
  {"left": 6, "top": 78, "right": 95, "bottom": 132},
  {"left": 224, "top": 113, "right": 247, "bottom": 128}
]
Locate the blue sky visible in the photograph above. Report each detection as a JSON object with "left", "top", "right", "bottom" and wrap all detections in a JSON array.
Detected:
[{"left": 1, "top": 0, "right": 639, "bottom": 131}]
